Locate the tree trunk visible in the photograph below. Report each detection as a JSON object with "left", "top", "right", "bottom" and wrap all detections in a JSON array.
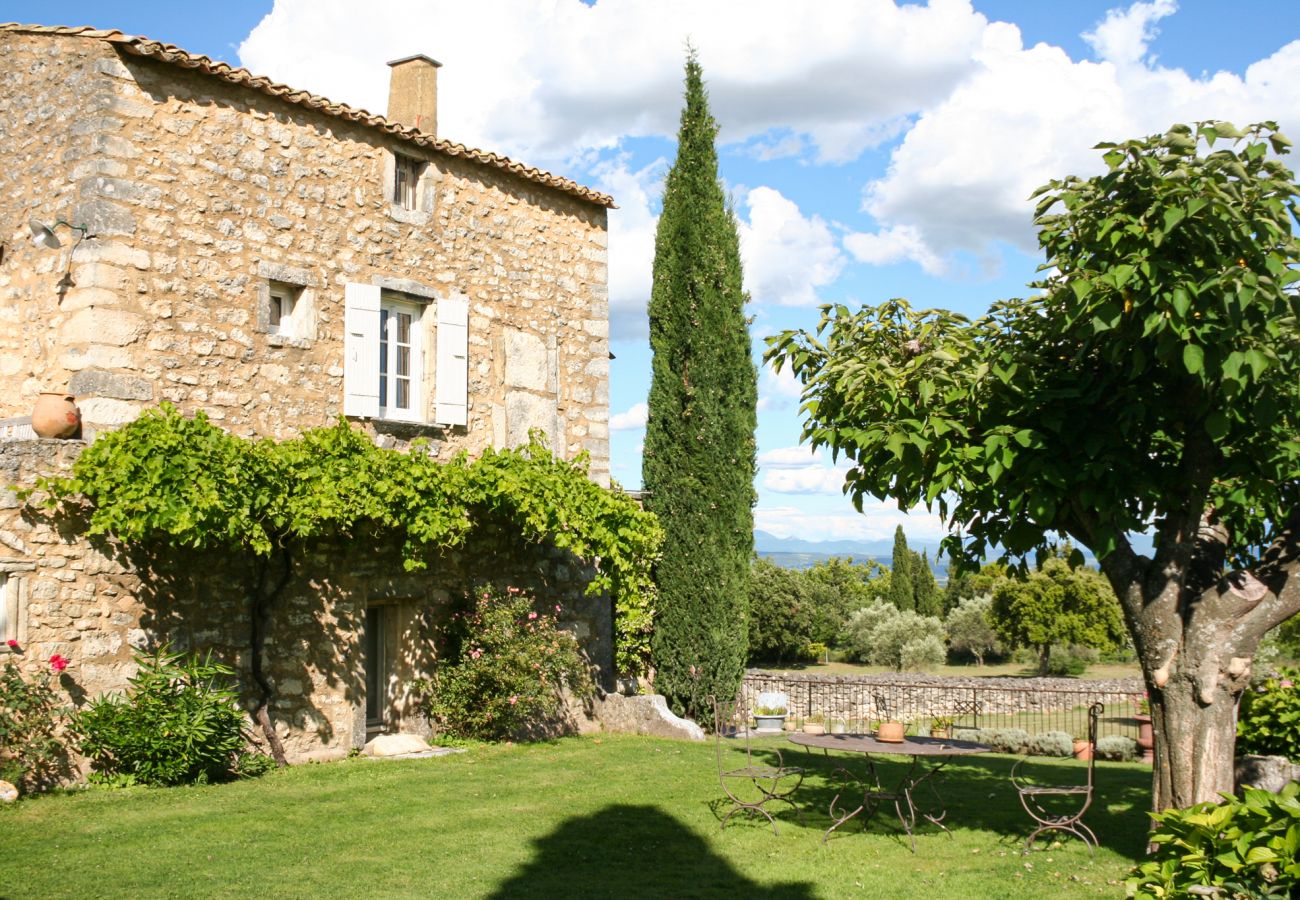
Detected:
[
  {"left": 248, "top": 549, "right": 293, "bottom": 767},
  {"left": 1037, "top": 644, "right": 1050, "bottom": 677},
  {"left": 1150, "top": 673, "right": 1239, "bottom": 810}
]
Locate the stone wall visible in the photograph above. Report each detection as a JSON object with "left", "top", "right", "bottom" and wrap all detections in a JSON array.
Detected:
[
  {"left": 742, "top": 670, "right": 1145, "bottom": 735},
  {"left": 1, "top": 439, "right": 612, "bottom": 763},
  {"left": 0, "top": 31, "right": 610, "bottom": 482}
]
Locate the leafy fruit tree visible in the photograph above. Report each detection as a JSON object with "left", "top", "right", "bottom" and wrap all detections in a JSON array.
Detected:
[
  {"left": 888, "top": 525, "right": 915, "bottom": 611},
  {"left": 644, "top": 50, "right": 757, "bottom": 718},
  {"left": 767, "top": 121, "right": 1300, "bottom": 811},
  {"left": 989, "top": 553, "right": 1126, "bottom": 675}
]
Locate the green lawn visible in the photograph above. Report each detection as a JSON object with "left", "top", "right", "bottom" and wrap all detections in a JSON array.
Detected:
[{"left": 0, "top": 734, "right": 1154, "bottom": 898}]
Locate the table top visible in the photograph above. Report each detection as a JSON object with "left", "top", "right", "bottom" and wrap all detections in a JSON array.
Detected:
[{"left": 788, "top": 732, "right": 991, "bottom": 757}]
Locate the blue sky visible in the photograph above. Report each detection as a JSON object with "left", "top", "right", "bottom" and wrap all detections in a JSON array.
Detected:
[{"left": 6, "top": 0, "right": 1297, "bottom": 546}]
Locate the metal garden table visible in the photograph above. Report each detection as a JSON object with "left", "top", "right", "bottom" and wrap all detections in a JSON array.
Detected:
[{"left": 788, "top": 732, "right": 990, "bottom": 851}]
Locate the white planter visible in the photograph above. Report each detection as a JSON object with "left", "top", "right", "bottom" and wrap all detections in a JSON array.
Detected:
[{"left": 754, "top": 714, "right": 786, "bottom": 732}]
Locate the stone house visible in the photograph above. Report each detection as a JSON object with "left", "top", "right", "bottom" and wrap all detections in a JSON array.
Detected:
[{"left": 0, "top": 24, "right": 616, "bottom": 761}]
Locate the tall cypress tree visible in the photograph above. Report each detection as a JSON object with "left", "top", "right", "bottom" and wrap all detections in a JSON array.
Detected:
[
  {"left": 643, "top": 51, "right": 756, "bottom": 718},
  {"left": 888, "top": 525, "right": 915, "bottom": 611},
  {"left": 912, "top": 549, "right": 941, "bottom": 617}
]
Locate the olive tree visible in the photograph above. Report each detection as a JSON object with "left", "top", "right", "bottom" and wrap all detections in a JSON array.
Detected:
[{"left": 767, "top": 122, "right": 1300, "bottom": 811}]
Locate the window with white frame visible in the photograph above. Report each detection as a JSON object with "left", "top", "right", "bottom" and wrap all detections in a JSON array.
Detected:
[
  {"left": 343, "top": 283, "right": 467, "bottom": 425},
  {"left": 268, "top": 282, "right": 302, "bottom": 337},
  {"left": 379, "top": 296, "right": 420, "bottom": 421}
]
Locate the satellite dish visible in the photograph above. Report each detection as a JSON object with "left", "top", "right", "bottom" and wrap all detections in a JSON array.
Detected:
[{"left": 28, "top": 219, "right": 62, "bottom": 250}]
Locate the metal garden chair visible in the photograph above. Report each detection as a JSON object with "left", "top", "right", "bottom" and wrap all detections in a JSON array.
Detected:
[
  {"left": 1010, "top": 701, "right": 1103, "bottom": 854},
  {"left": 710, "top": 695, "right": 805, "bottom": 835}
]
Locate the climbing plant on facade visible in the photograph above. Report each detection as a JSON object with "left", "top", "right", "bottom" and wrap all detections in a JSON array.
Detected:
[{"left": 25, "top": 405, "right": 661, "bottom": 762}]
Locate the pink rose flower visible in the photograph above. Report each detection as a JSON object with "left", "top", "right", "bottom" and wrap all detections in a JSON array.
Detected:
[
  {"left": 5, "top": 639, "right": 18, "bottom": 650},
  {"left": 528, "top": 611, "right": 538, "bottom": 620},
  {"left": 49, "top": 654, "right": 69, "bottom": 673},
  {"left": 508, "top": 695, "right": 518, "bottom": 705}
]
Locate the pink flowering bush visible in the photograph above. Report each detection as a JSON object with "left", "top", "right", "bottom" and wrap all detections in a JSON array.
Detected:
[
  {"left": 0, "top": 659, "right": 70, "bottom": 792},
  {"left": 418, "top": 586, "right": 592, "bottom": 741}
]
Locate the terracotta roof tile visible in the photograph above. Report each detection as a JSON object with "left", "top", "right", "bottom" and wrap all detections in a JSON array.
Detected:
[{"left": 0, "top": 23, "right": 615, "bottom": 208}]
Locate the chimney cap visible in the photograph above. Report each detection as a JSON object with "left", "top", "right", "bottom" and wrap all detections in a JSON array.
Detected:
[{"left": 387, "top": 54, "right": 442, "bottom": 68}]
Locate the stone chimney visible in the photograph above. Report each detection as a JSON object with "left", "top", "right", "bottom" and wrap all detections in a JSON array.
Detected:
[{"left": 386, "top": 54, "right": 442, "bottom": 136}]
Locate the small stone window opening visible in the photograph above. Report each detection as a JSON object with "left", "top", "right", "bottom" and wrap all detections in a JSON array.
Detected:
[
  {"left": 0, "top": 573, "right": 9, "bottom": 645},
  {"left": 0, "top": 565, "right": 32, "bottom": 650},
  {"left": 393, "top": 155, "right": 423, "bottom": 211},
  {"left": 266, "top": 281, "right": 307, "bottom": 341}
]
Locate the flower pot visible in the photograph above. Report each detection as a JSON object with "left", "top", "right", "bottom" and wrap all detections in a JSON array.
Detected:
[
  {"left": 1072, "top": 739, "right": 1093, "bottom": 760},
  {"left": 1134, "top": 714, "right": 1154, "bottom": 764},
  {"left": 754, "top": 714, "right": 785, "bottom": 733},
  {"left": 31, "top": 392, "right": 80, "bottom": 439},
  {"left": 930, "top": 727, "right": 952, "bottom": 740},
  {"left": 802, "top": 723, "right": 825, "bottom": 735},
  {"left": 877, "top": 721, "right": 906, "bottom": 743}
]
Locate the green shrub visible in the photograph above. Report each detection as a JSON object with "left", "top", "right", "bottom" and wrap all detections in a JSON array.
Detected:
[
  {"left": 1236, "top": 668, "right": 1299, "bottom": 762},
  {"left": 1096, "top": 735, "right": 1138, "bottom": 761},
  {"left": 1027, "top": 731, "right": 1074, "bottom": 757},
  {"left": 845, "top": 601, "right": 946, "bottom": 670},
  {"left": 972, "top": 727, "right": 1031, "bottom": 754},
  {"left": 232, "top": 750, "right": 277, "bottom": 779},
  {"left": 803, "top": 642, "right": 828, "bottom": 663},
  {"left": 1044, "top": 644, "right": 1098, "bottom": 677},
  {"left": 0, "top": 657, "right": 69, "bottom": 793},
  {"left": 1127, "top": 783, "right": 1300, "bottom": 899},
  {"left": 418, "top": 586, "right": 593, "bottom": 741},
  {"left": 72, "top": 647, "right": 246, "bottom": 786}
]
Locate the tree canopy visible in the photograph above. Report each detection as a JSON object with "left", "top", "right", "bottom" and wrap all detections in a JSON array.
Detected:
[{"left": 766, "top": 121, "right": 1300, "bottom": 810}]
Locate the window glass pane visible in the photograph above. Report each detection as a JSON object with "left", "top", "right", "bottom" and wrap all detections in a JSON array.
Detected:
[
  {"left": 395, "top": 377, "right": 409, "bottom": 409},
  {"left": 396, "top": 345, "right": 410, "bottom": 378},
  {"left": 396, "top": 312, "right": 410, "bottom": 344},
  {"left": 379, "top": 308, "right": 390, "bottom": 403},
  {"left": 269, "top": 295, "right": 282, "bottom": 328}
]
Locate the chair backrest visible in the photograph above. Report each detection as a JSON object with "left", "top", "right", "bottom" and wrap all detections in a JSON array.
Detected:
[
  {"left": 710, "top": 695, "right": 753, "bottom": 770},
  {"left": 1085, "top": 702, "right": 1103, "bottom": 787}
]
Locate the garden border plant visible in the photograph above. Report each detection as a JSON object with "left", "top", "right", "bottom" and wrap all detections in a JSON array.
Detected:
[{"left": 22, "top": 405, "right": 662, "bottom": 763}]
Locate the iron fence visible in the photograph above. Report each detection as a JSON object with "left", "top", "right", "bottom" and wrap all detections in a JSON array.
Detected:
[{"left": 741, "top": 672, "right": 1145, "bottom": 741}]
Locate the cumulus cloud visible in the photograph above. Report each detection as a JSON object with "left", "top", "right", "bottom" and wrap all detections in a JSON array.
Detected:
[
  {"left": 238, "top": 0, "right": 986, "bottom": 166},
  {"left": 588, "top": 155, "right": 665, "bottom": 339},
  {"left": 757, "top": 360, "right": 805, "bottom": 412},
  {"left": 755, "top": 501, "right": 947, "bottom": 543},
  {"left": 738, "top": 187, "right": 845, "bottom": 306},
  {"left": 610, "top": 402, "right": 649, "bottom": 431},
  {"left": 860, "top": 12, "right": 1300, "bottom": 268},
  {"left": 757, "top": 445, "right": 850, "bottom": 495},
  {"left": 757, "top": 445, "right": 824, "bottom": 468}
]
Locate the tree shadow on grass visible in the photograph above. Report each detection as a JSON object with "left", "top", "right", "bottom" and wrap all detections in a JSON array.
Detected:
[
  {"left": 750, "top": 742, "right": 1153, "bottom": 860},
  {"left": 488, "top": 804, "right": 816, "bottom": 899}
]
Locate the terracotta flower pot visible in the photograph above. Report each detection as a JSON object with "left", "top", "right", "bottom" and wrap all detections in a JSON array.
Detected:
[
  {"left": 1072, "top": 739, "right": 1093, "bottom": 760},
  {"left": 877, "top": 721, "right": 906, "bottom": 743},
  {"left": 31, "top": 392, "right": 80, "bottom": 439},
  {"left": 802, "top": 723, "right": 825, "bottom": 735}
]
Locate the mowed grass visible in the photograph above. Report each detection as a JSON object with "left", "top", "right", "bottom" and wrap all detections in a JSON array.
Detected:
[{"left": 0, "top": 733, "right": 1153, "bottom": 899}]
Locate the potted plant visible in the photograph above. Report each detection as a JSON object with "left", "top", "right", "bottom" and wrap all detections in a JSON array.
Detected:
[
  {"left": 1072, "top": 737, "right": 1094, "bottom": 760},
  {"left": 929, "top": 716, "right": 954, "bottom": 739},
  {"left": 1133, "top": 694, "right": 1154, "bottom": 763},
  {"left": 753, "top": 690, "right": 789, "bottom": 732},
  {"left": 802, "top": 714, "right": 825, "bottom": 735}
]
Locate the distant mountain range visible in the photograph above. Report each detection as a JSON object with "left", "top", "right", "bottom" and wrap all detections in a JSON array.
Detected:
[{"left": 752, "top": 529, "right": 1149, "bottom": 574}]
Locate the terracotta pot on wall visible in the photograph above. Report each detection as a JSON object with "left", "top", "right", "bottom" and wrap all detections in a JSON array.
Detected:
[{"left": 31, "top": 392, "right": 81, "bottom": 439}]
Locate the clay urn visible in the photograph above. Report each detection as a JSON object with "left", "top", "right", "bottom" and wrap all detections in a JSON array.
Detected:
[
  {"left": 877, "top": 721, "right": 906, "bottom": 743},
  {"left": 31, "top": 392, "right": 81, "bottom": 439}
]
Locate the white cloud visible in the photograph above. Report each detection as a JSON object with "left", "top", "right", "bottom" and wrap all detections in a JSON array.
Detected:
[
  {"left": 738, "top": 187, "right": 845, "bottom": 306},
  {"left": 757, "top": 359, "right": 804, "bottom": 412},
  {"left": 589, "top": 156, "right": 665, "bottom": 339},
  {"left": 757, "top": 445, "right": 823, "bottom": 468},
  {"left": 860, "top": 13, "right": 1300, "bottom": 269},
  {"left": 610, "top": 402, "right": 649, "bottom": 431},
  {"left": 755, "top": 501, "right": 947, "bottom": 543},
  {"left": 239, "top": 0, "right": 987, "bottom": 167},
  {"left": 1083, "top": 0, "right": 1177, "bottom": 67}
]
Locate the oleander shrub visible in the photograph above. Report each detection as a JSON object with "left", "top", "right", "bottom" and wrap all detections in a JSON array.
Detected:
[
  {"left": 72, "top": 647, "right": 246, "bottom": 786},
  {"left": 1127, "top": 783, "right": 1300, "bottom": 898},
  {"left": 418, "top": 585, "right": 593, "bottom": 741},
  {"left": 1095, "top": 735, "right": 1139, "bottom": 761},
  {"left": 1026, "top": 730, "right": 1075, "bottom": 757},
  {"left": 1236, "top": 668, "right": 1299, "bottom": 762},
  {"left": 0, "top": 657, "right": 70, "bottom": 793}
]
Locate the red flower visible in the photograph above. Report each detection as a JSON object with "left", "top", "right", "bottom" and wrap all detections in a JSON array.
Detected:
[
  {"left": 5, "top": 639, "right": 18, "bottom": 650},
  {"left": 49, "top": 654, "right": 69, "bottom": 673}
]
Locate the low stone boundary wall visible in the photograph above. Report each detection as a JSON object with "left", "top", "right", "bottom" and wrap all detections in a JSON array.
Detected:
[{"left": 742, "top": 670, "right": 1145, "bottom": 739}]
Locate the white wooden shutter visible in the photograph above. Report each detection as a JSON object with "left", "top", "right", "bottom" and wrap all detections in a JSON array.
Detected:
[
  {"left": 435, "top": 296, "right": 468, "bottom": 426},
  {"left": 343, "top": 283, "right": 381, "bottom": 418}
]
